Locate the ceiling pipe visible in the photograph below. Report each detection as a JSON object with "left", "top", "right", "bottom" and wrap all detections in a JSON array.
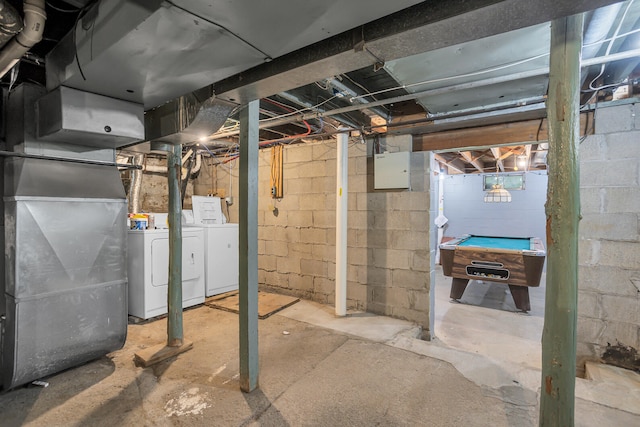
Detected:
[
  {"left": 0, "top": 0, "right": 23, "bottom": 48},
  {"left": 325, "top": 77, "right": 389, "bottom": 120},
  {"left": 0, "top": 0, "right": 46, "bottom": 78},
  {"left": 276, "top": 90, "right": 362, "bottom": 130}
]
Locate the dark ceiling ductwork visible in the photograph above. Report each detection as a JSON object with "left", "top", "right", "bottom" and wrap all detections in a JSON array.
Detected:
[{"left": 144, "top": 87, "right": 237, "bottom": 145}]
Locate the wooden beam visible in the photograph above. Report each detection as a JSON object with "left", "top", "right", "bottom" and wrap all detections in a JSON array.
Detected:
[
  {"left": 490, "top": 147, "right": 504, "bottom": 172},
  {"left": 433, "top": 153, "right": 465, "bottom": 174},
  {"left": 459, "top": 151, "right": 484, "bottom": 172},
  {"left": 540, "top": 14, "right": 582, "bottom": 426},
  {"left": 412, "top": 112, "right": 592, "bottom": 152}
]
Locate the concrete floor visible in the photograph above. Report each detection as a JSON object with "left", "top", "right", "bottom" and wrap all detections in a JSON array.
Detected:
[{"left": 0, "top": 268, "right": 638, "bottom": 426}]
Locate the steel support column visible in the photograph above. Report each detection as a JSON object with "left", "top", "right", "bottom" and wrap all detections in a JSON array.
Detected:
[
  {"left": 540, "top": 13, "right": 582, "bottom": 427},
  {"left": 239, "top": 100, "right": 260, "bottom": 392},
  {"left": 335, "top": 131, "right": 348, "bottom": 316}
]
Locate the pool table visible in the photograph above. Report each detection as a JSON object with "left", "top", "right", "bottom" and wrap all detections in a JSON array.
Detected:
[{"left": 439, "top": 235, "right": 546, "bottom": 312}]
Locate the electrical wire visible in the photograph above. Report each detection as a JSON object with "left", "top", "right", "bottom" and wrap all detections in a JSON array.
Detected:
[
  {"left": 46, "top": 0, "right": 80, "bottom": 13},
  {"left": 588, "top": 0, "right": 635, "bottom": 91}
]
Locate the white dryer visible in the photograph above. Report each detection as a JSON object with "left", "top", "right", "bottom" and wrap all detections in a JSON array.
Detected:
[
  {"left": 187, "top": 196, "right": 239, "bottom": 297},
  {"left": 127, "top": 227, "right": 205, "bottom": 319}
]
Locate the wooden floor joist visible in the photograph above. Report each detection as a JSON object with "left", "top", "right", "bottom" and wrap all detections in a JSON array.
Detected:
[{"left": 412, "top": 112, "right": 593, "bottom": 152}]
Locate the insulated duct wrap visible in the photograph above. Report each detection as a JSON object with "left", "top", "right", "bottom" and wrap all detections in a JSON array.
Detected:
[
  {"left": 128, "top": 154, "right": 144, "bottom": 213},
  {"left": 145, "top": 88, "right": 237, "bottom": 144}
]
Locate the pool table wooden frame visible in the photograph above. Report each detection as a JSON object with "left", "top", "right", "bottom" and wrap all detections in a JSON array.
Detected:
[{"left": 439, "top": 235, "right": 546, "bottom": 312}]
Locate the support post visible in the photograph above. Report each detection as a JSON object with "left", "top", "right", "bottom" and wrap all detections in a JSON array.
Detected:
[
  {"left": 335, "top": 131, "right": 348, "bottom": 316},
  {"left": 540, "top": 14, "right": 583, "bottom": 426},
  {"left": 239, "top": 100, "right": 260, "bottom": 392},
  {"left": 167, "top": 143, "right": 184, "bottom": 347},
  {"left": 133, "top": 142, "right": 192, "bottom": 368}
]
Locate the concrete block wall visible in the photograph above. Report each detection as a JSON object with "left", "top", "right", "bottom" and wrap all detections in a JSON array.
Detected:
[
  {"left": 136, "top": 157, "right": 194, "bottom": 213},
  {"left": 195, "top": 135, "right": 433, "bottom": 333},
  {"left": 577, "top": 102, "right": 640, "bottom": 372}
]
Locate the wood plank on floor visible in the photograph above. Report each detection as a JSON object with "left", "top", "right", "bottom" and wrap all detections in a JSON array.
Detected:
[{"left": 205, "top": 291, "right": 299, "bottom": 319}]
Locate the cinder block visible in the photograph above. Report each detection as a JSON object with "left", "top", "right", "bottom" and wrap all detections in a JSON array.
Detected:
[
  {"left": 578, "top": 265, "right": 640, "bottom": 297},
  {"left": 359, "top": 228, "right": 393, "bottom": 248},
  {"left": 312, "top": 243, "right": 335, "bottom": 261},
  {"left": 299, "top": 228, "right": 326, "bottom": 244},
  {"left": 580, "top": 187, "right": 604, "bottom": 214},
  {"left": 577, "top": 291, "right": 600, "bottom": 319},
  {"left": 599, "top": 321, "right": 640, "bottom": 349},
  {"left": 298, "top": 194, "right": 327, "bottom": 211},
  {"left": 287, "top": 210, "right": 313, "bottom": 227},
  {"left": 257, "top": 239, "right": 265, "bottom": 255},
  {"left": 300, "top": 259, "right": 327, "bottom": 276},
  {"left": 298, "top": 161, "right": 327, "bottom": 178},
  {"left": 389, "top": 191, "right": 429, "bottom": 211},
  {"left": 265, "top": 240, "right": 288, "bottom": 257},
  {"left": 577, "top": 316, "right": 606, "bottom": 345},
  {"left": 410, "top": 289, "right": 430, "bottom": 312},
  {"left": 392, "top": 269, "right": 427, "bottom": 290},
  {"left": 606, "top": 132, "right": 640, "bottom": 160},
  {"left": 594, "top": 104, "right": 634, "bottom": 134},
  {"left": 286, "top": 144, "right": 314, "bottom": 163},
  {"left": 324, "top": 193, "right": 337, "bottom": 210},
  {"left": 312, "top": 143, "right": 335, "bottom": 161},
  {"left": 392, "top": 307, "right": 427, "bottom": 326},
  {"left": 276, "top": 256, "right": 300, "bottom": 274},
  {"left": 263, "top": 210, "right": 288, "bottom": 226},
  {"left": 259, "top": 225, "right": 276, "bottom": 241},
  {"left": 580, "top": 213, "right": 639, "bottom": 241},
  {"left": 359, "top": 266, "right": 391, "bottom": 286},
  {"left": 579, "top": 134, "right": 606, "bottom": 161},
  {"left": 372, "top": 248, "right": 411, "bottom": 270},
  {"left": 313, "top": 210, "right": 336, "bottom": 228},
  {"left": 374, "top": 211, "right": 411, "bottom": 230},
  {"left": 411, "top": 250, "right": 430, "bottom": 272},
  {"left": 311, "top": 177, "right": 334, "bottom": 193},
  {"left": 409, "top": 211, "right": 429, "bottom": 231},
  {"left": 313, "top": 277, "right": 334, "bottom": 295},
  {"left": 601, "top": 294, "right": 640, "bottom": 324},
  {"left": 347, "top": 282, "right": 368, "bottom": 304},
  {"left": 347, "top": 211, "right": 372, "bottom": 230},
  {"left": 276, "top": 195, "right": 300, "bottom": 211},
  {"left": 598, "top": 240, "right": 640, "bottom": 269},
  {"left": 580, "top": 159, "right": 638, "bottom": 187},
  {"left": 262, "top": 271, "right": 289, "bottom": 288},
  {"left": 258, "top": 254, "right": 277, "bottom": 272},
  {"left": 282, "top": 226, "right": 301, "bottom": 242},
  {"left": 289, "top": 242, "right": 312, "bottom": 255},
  {"left": 348, "top": 175, "right": 367, "bottom": 191},
  {"left": 392, "top": 230, "right": 429, "bottom": 251},
  {"left": 288, "top": 274, "right": 314, "bottom": 292},
  {"left": 578, "top": 238, "right": 600, "bottom": 266},
  {"left": 605, "top": 187, "right": 640, "bottom": 213},
  {"left": 347, "top": 247, "right": 370, "bottom": 266},
  {"left": 347, "top": 265, "right": 363, "bottom": 282}
]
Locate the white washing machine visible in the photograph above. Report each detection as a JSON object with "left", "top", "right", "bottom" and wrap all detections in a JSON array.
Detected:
[
  {"left": 127, "top": 227, "right": 205, "bottom": 319},
  {"left": 187, "top": 196, "right": 239, "bottom": 297}
]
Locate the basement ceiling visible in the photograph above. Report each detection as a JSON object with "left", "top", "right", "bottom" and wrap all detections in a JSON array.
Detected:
[{"left": 3, "top": 0, "right": 640, "bottom": 174}]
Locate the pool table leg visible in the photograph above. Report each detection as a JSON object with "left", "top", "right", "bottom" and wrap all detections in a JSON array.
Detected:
[
  {"left": 508, "top": 285, "right": 531, "bottom": 312},
  {"left": 450, "top": 278, "right": 469, "bottom": 300}
]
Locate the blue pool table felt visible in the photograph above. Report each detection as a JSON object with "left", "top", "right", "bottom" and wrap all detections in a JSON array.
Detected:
[{"left": 458, "top": 236, "right": 530, "bottom": 251}]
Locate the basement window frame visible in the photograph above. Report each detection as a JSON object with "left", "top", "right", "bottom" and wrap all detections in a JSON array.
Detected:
[{"left": 483, "top": 173, "right": 525, "bottom": 191}]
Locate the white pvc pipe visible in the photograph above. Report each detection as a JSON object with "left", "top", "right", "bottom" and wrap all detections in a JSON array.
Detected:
[
  {"left": 335, "top": 131, "right": 348, "bottom": 316},
  {"left": 0, "top": 0, "right": 46, "bottom": 78}
]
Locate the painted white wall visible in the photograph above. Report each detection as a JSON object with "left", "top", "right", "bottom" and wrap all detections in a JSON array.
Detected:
[{"left": 442, "top": 172, "right": 548, "bottom": 241}]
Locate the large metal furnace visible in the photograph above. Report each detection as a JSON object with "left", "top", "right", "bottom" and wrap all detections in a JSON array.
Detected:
[{"left": 0, "top": 83, "right": 143, "bottom": 390}]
